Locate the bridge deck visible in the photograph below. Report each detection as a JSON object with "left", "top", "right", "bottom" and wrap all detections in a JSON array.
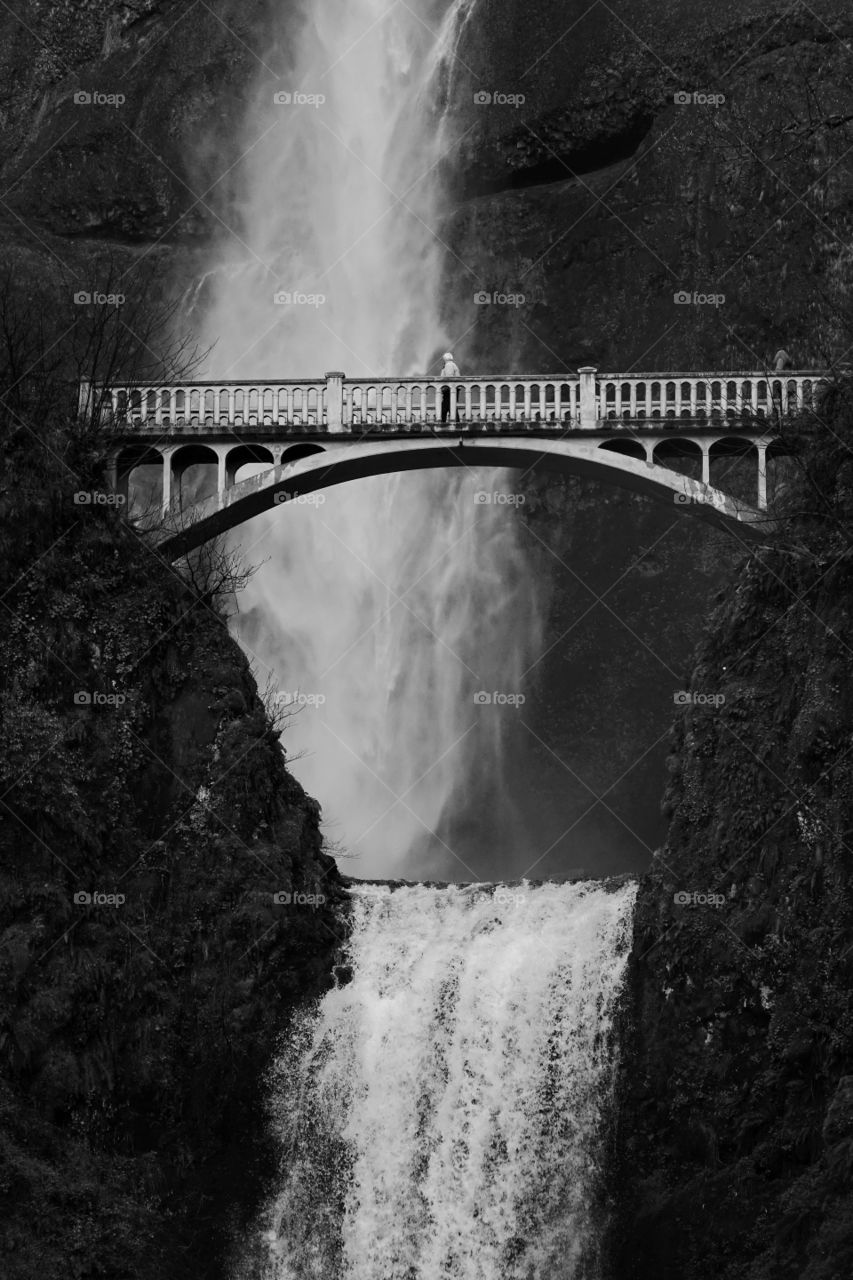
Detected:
[{"left": 111, "top": 420, "right": 782, "bottom": 443}]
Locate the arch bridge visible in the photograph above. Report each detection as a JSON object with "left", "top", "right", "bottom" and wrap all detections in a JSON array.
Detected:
[{"left": 92, "top": 367, "right": 823, "bottom": 558}]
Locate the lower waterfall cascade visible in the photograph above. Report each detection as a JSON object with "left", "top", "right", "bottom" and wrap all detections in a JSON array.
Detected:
[{"left": 241, "top": 878, "right": 638, "bottom": 1280}]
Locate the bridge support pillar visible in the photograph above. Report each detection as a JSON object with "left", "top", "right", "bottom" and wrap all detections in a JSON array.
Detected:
[
  {"left": 757, "top": 442, "right": 767, "bottom": 510},
  {"left": 78, "top": 379, "right": 94, "bottom": 424},
  {"left": 162, "top": 448, "right": 174, "bottom": 515},
  {"left": 578, "top": 366, "right": 598, "bottom": 429},
  {"left": 701, "top": 444, "right": 710, "bottom": 487},
  {"left": 216, "top": 447, "right": 227, "bottom": 497},
  {"left": 325, "top": 371, "right": 346, "bottom": 433}
]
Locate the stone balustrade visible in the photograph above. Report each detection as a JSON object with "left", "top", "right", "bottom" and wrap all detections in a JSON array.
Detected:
[{"left": 88, "top": 367, "right": 830, "bottom": 436}]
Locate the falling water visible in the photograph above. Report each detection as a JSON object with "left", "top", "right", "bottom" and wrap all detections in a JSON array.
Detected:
[
  {"left": 239, "top": 880, "right": 636, "bottom": 1279},
  {"left": 198, "top": 0, "right": 548, "bottom": 879}
]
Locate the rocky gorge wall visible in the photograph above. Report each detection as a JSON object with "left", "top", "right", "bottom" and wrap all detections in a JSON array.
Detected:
[
  {"left": 609, "top": 387, "right": 853, "bottom": 1279},
  {"left": 0, "top": 410, "right": 345, "bottom": 1279},
  {"left": 1, "top": 2, "right": 853, "bottom": 1276}
]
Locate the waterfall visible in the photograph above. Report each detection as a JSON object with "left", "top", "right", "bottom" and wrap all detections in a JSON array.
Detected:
[
  {"left": 198, "top": 0, "right": 548, "bottom": 880},
  {"left": 242, "top": 880, "right": 636, "bottom": 1279}
]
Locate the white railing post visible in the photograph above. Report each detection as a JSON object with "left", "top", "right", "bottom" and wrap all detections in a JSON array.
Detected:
[
  {"left": 578, "top": 366, "right": 598, "bottom": 429},
  {"left": 325, "top": 371, "right": 345, "bottom": 432}
]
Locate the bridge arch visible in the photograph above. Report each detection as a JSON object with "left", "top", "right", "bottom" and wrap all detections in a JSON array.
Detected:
[
  {"left": 652, "top": 437, "right": 704, "bottom": 484},
  {"left": 281, "top": 442, "right": 326, "bottom": 465},
  {"left": 172, "top": 444, "right": 220, "bottom": 507},
  {"left": 153, "top": 436, "right": 769, "bottom": 560},
  {"left": 600, "top": 438, "right": 646, "bottom": 461},
  {"left": 226, "top": 444, "right": 275, "bottom": 487},
  {"left": 114, "top": 445, "right": 163, "bottom": 513}
]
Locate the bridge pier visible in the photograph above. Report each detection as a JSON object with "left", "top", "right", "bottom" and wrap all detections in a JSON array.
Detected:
[
  {"left": 757, "top": 441, "right": 768, "bottom": 510},
  {"left": 578, "top": 366, "right": 598, "bottom": 430},
  {"left": 325, "top": 371, "right": 345, "bottom": 434}
]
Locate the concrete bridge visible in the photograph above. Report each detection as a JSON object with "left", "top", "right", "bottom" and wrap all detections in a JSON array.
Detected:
[{"left": 94, "top": 368, "right": 824, "bottom": 558}]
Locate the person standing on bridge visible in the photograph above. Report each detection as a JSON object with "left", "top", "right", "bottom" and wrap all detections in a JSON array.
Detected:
[
  {"left": 441, "top": 351, "right": 460, "bottom": 424},
  {"left": 774, "top": 348, "right": 793, "bottom": 371}
]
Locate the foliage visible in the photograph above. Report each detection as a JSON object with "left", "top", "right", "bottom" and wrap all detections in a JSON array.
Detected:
[{"left": 0, "top": 279, "right": 343, "bottom": 1279}]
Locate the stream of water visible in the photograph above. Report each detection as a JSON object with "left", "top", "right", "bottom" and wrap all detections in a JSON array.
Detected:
[
  {"left": 198, "top": 0, "right": 548, "bottom": 881},
  {"left": 237, "top": 880, "right": 636, "bottom": 1280}
]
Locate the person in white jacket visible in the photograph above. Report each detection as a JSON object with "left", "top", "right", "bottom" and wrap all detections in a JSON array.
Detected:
[{"left": 440, "top": 351, "right": 460, "bottom": 423}]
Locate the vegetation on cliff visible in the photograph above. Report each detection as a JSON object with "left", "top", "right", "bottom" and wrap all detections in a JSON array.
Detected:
[
  {"left": 614, "top": 383, "right": 853, "bottom": 1280},
  {"left": 0, "top": 285, "right": 344, "bottom": 1279}
]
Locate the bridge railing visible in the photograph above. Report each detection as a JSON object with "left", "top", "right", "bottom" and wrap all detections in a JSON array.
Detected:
[
  {"left": 92, "top": 380, "right": 329, "bottom": 429},
  {"left": 597, "top": 373, "right": 829, "bottom": 423},
  {"left": 340, "top": 376, "right": 581, "bottom": 427},
  {"left": 88, "top": 368, "right": 830, "bottom": 434}
]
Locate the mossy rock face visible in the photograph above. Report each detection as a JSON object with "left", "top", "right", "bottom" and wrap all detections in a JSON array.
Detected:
[
  {"left": 609, "top": 396, "right": 853, "bottom": 1280},
  {"left": 0, "top": 422, "right": 345, "bottom": 1280}
]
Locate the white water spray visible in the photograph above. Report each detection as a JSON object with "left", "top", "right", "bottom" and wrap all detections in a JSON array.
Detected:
[
  {"left": 199, "top": 0, "right": 547, "bottom": 878},
  {"left": 247, "top": 880, "right": 636, "bottom": 1279}
]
